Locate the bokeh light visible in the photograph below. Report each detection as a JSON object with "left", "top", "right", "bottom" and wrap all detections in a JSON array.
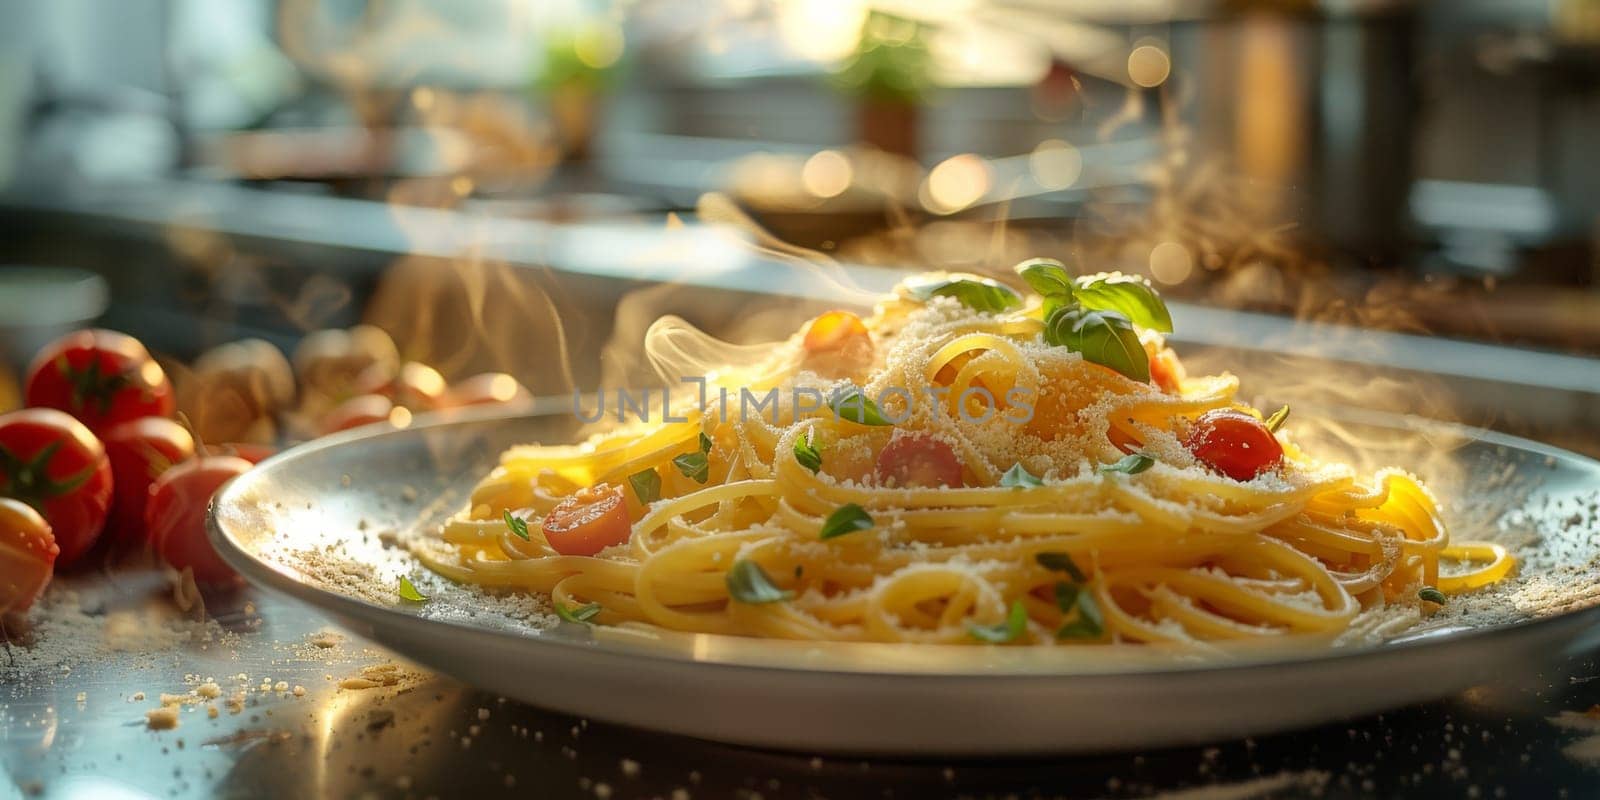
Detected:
[
  {"left": 573, "top": 21, "right": 625, "bottom": 69},
  {"left": 802, "top": 150, "right": 854, "bottom": 198},
  {"left": 1149, "top": 241, "right": 1194, "bottom": 285},
  {"left": 922, "top": 154, "right": 991, "bottom": 214},
  {"left": 777, "top": 0, "right": 868, "bottom": 63},
  {"left": 1029, "top": 139, "right": 1082, "bottom": 191},
  {"left": 1127, "top": 43, "right": 1171, "bottom": 88}
]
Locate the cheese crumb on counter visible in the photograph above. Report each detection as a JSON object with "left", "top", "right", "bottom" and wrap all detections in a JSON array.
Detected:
[{"left": 145, "top": 707, "right": 180, "bottom": 730}]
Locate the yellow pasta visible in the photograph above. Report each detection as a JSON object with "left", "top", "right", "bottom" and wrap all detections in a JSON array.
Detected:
[{"left": 417, "top": 271, "right": 1513, "bottom": 646}]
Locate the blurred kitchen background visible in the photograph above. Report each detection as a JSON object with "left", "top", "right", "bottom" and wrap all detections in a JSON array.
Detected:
[{"left": 0, "top": 0, "right": 1596, "bottom": 452}]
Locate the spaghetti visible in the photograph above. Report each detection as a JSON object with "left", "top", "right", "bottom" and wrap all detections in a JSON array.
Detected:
[{"left": 418, "top": 266, "right": 1513, "bottom": 646}]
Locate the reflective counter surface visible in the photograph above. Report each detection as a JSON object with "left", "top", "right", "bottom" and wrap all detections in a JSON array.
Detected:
[{"left": 5, "top": 567, "right": 1600, "bottom": 799}]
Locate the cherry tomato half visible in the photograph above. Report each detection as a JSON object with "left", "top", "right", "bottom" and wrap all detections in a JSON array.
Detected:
[
  {"left": 25, "top": 329, "right": 174, "bottom": 432},
  {"left": 0, "top": 497, "right": 58, "bottom": 614},
  {"left": 875, "top": 432, "right": 964, "bottom": 488},
  {"left": 0, "top": 408, "right": 113, "bottom": 567},
  {"left": 1184, "top": 409, "right": 1285, "bottom": 482},
  {"left": 146, "top": 455, "right": 253, "bottom": 585},
  {"left": 541, "top": 483, "right": 631, "bottom": 557},
  {"left": 103, "top": 417, "right": 196, "bottom": 546}
]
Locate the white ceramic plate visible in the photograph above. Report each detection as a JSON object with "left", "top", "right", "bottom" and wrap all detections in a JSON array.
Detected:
[{"left": 210, "top": 407, "right": 1600, "bottom": 755}]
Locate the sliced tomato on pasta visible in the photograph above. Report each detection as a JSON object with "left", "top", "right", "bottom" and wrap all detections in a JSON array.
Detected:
[
  {"left": 875, "top": 432, "right": 964, "bottom": 488},
  {"left": 542, "top": 484, "right": 631, "bottom": 556}
]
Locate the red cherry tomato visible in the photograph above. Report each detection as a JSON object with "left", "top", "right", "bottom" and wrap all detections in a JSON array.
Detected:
[
  {"left": 201, "top": 442, "right": 277, "bottom": 464},
  {"left": 0, "top": 497, "right": 58, "bottom": 614},
  {"left": 801, "top": 311, "right": 874, "bottom": 378},
  {"left": 321, "top": 394, "right": 407, "bottom": 434},
  {"left": 146, "top": 456, "right": 252, "bottom": 584},
  {"left": 103, "top": 417, "right": 196, "bottom": 545},
  {"left": 0, "top": 409, "right": 113, "bottom": 567},
  {"left": 541, "top": 483, "right": 631, "bottom": 556},
  {"left": 1184, "top": 409, "right": 1285, "bottom": 482},
  {"left": 447, "top": 373, "right": 533, "bottom": 411},
  {"left": 875, "top": 432, "right": 964, "bottom": 488},
  {"left": 24, "top": 329, "right": 174, "bottom": 432}
]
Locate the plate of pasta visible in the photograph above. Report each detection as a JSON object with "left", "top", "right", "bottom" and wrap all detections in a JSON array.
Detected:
[{"left": 211, "top": 262, "right": 1600, "bottom": 753}]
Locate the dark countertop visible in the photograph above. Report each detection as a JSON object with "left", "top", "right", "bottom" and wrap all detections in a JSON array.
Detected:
[{"left": 4, "top": 567, "right": 1600, "bottom": 799}]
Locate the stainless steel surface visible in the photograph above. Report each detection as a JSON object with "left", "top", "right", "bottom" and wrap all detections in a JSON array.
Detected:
[
  {"left": 9, "top": 568, "right": 1600, "bottom": 798},
  {"left": 199, "top": 406, "right": 1600, "bottom": 756}
]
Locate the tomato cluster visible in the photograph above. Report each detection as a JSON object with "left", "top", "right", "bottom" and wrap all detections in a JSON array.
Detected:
[{"left": 0, "top": 325, "right": 535, "bottom": 615}]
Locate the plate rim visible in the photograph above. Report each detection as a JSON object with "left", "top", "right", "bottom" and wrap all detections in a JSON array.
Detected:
[{"left": 210, "top": 405, "right": 1600, "bottom": 681}]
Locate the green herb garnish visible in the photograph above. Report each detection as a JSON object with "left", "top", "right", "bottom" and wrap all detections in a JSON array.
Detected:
[
  {"left": 1071, "top": 272, "right": 1174, "bottom": 333},
  {"left": 673, "top": 452, "right": 710, "bottom": 484},
  {"left": 503, "top": 509, "right": 531, "bottom": 540},
  {"left": 1035, "top": 552, "right": 1088, "bottom": 583},
  {"left": 999, "top": 462, "right": 1043, "bottom": 488},
  {"left": 1056, "top": 589, "right": 1104, "bottom": 639},
  {"left": 819, "top": 503, "right": 874, "bottom": 540},
  {"left": 909, "top": 276, "right": 1022, "bottom": 314},
  {"left": 628, "top": 468, "right": 661, "bottom": 504},
  {"left": 1044, "top": 306, "right": 1150, "bottom": 383},
  {"left": 1018, "top": 260, "right": 1172, "bottom": 383},
  {"left": 1100, "top": 453, "right": 1156, "bottom": 476},
  {"left": 1264, "top": 404, "right": 1290, "bottom": 433},
  {"left": 699, "top": 432, "right": 713, "bottom": 453},
  {"left": 726, "top": 560, "right": 795, "bottom": 604},
  {"left": 968, "top": 600, "right": 1029, "bottom": 643},
  {"left": 398, "top": 576, "right": 429, "bottom": 603},
  {"left": 1015, "top": 258, "right": 1074, "bottom": 299},
  {"left": 794, "top": 431, "right": 823, "bottom": 474},
  {"left": 828, "top": 387, "right": 893, "bottom": 426},
  {"left": 1418, "top": 587, "right": 1447, "bottom": 605},
  {"left": 555, "top": 602, "right": 603, "bottom": 623}
]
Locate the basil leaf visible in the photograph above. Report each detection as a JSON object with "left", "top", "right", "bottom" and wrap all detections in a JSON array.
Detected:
[
  {"left": 1264, "top": 404, "right": 1290, "bottom": 433},
  {"left": 1015, "top": 258, "right": 1075, "bottom": 300},
  {"left": 828, "top": 387, "right": 893, "bottom": 426},
  {"left": 1418, "top": 586, "right": 1447, "bottom": 605},
  {"left": 672, "top": 452, "right": 710, "bottom": 484},
  {"left": 502, "top": 509, "right": 532, "bottom": 540},
  {"left": 628, "top": 469, "right": 661, "bottom": 504},
  {"left": 398, "top": 576, "right": 428, "bottom": 603},
  {"left": 1041, "top": 293, "right": 1073, "bottom": 318},
  {"left": 1100, "top": 453, "right": 1155, "bottom": 475},
  {"left": 1053, "top": 581, "right": 1081, "bottom": 612},
  {"left": 1044, "top": 306, "right": 1150, "bottom": 383},
  {"left": 999, "top": 462, "right": 1042, "bottom": 488},
  {"left": 699, "top": 432, "right": 713, "bottom": 453},
  {"left": 968, "top": 600, "right": 1028, "bottom": 643},
  {"left": 819, "top": 503, "right": 874, "bottom": 540},
  {"left": 1057, "top": 590, "right": 1104, "bottom": 639},
  {"left": 726, "top": 560, "right": 794, "bottom": 604},
  {"left": 909, "top": 276, "right": 1022, "bottom": 314},
  {"left": 555, "top": 602, "right": 603, "bottom": 623},
  {"left": 1036, "top": 552, "right": 1088, "bottom": 583},
  {"left": 1072, "top": 272, "right": 1173, "bottom": 333},
  {"left": 794, "top": 432, "right": 823, "bottom": 474}
]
